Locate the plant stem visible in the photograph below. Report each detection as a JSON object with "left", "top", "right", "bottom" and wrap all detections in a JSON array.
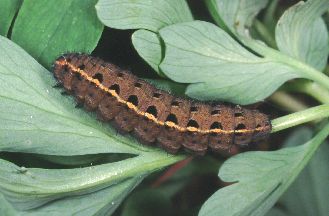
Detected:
[
  {"left": 269, "top": 91, "right": 308, "bottom": 112},
  {"left": 254, "top": 19, "right": 277, "bottom": 48},
  {"left": 324, "top": 64, "right": 329, "bottom": 76},
  {"left": 271, "top": 104, "right": 329, "bottom": 133},
  {"left": 281, "top": 80, "right": 329, "bottom": 104},
  {"left": 263, "top": 0, "right": 279, "bottom": 32}
]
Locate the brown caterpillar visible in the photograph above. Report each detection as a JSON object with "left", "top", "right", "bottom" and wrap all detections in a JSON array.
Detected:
[{"left": 52, "top": 53, "right": 271, "bottom": 156}]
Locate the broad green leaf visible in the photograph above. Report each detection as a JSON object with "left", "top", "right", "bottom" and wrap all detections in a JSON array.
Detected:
[
  {"left": 95, "top": 0, "right": 193, "bottom": 32},
  {"left": 18, "top": 177, "right": 143, "bottom": 216},
  {"left": 132, "top": 30, "right": 163, "bottom": 75},
  {"left": 0, "top": 152, "right": 182, "bottom": 214},
  {"left": 0, "top": 193, "right": 15, "bottom": 216},
  {"left": 11, "top": 0, "right": 103, "bottom": 69},
  {"left": 267, "top": 140, "right": 329, "bottom": 216},
  {"left": 96, "top": 0, "right": 193, "bottom": 76},
  {"left": 275, "top": 0, "right": 329, "bottom": 71},
  {"left": 0, "top": 0, "right": 22, "bottom": 36},
  {"left": 0, "top": 35, "right": 143, "bottom": 155},
  {"left": 2, "top": 174, "right": 143, "bottom": 215},
  {"left": 205, "top": 0, "right": 269, "bottom": 36},
  {"left": 199, "top": 124, "right": 329, "bottom": 216},
  {"left": 159, "top": 21, "right": 298, "bottom": 104}
]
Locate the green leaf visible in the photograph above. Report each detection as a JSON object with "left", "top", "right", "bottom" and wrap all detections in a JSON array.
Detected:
[
  {"left": 199, "top": 124, "right": 329, "bottom": 216},
  {"left": 159, "top": 21, "right": 298, "bottom": 105},
  {"left": 0, "top": 193, "right": 15, "bottom": 216},
  {"left": 95, "top": 0, "right": 193, "bottom": 32},
  {"left": 267, "top": 139, "right": 329, "bottom": 216},
  {"left": 96, "top": 0, "right": 193, "bottom": 76},
  {"left": 132, "top": 30, "right": 163, "bottom": 75},
  {"left": 0, "top": 0, "right": 22, "bottom": 36},
  {"left": 203, "top": 1, "right": 329, "bottom": 95},
  {"left": 0, "top": 152, "right": 182, "bottom": 213},
  {"left": 33, "top": 177, "right": 142, "bottom": 216},
  {"left": 275, "top": 0, "right": 329, "bottom": 71},
  {"left": 0, "top": 35, "right": 142, "bottom": 155},
  {"left": 205, "top": 0, "right": 269, "bottom": 36},
  {"left": 20, "top": 177, "right": 143, "bottom": 216},
  {"left": 11, "top": 0, "right": 103, "bottom": 69}
]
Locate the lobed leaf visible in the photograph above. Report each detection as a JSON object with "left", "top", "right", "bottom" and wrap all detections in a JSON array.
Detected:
[
  {"left": 0, "top": 35, "right": 143, "bottom": 155},
  {"left": 205, "top": 0, "right": 329, "bottom": 100},
  {"left": 0, "top": 0, "right": 22, "bottom": 36},
  {"left": 132, "top": 30, "right": 163, "bottom": 75},
  {"left": 0, "top": 150, "right": 182, "bottom": 213},
  {"left": 275, "top": 0, "right": 329, "bottom": 71},
  {"left": 267, "top": 138, "right": 329, "bottom": 216},
  {"left": 199, "top": 125, "right": 329, "bottom": 216},
  {"left": 17, "top": 177, "right": 143, "bottom": 216},
  {"left": 159, "top": 21, "right": 298, "bottom": 104},
  {"left": 96, "top": 0, "right": 193, "bottom": 77},
  {"left": 205, "top": 0, "right": 269, "bottom": 36},
  {"left": 95, "top": 0, "right": 193, "bottom": 32},
  {"left": 11, "top": 0, "right": 103, "bottom": 69}
]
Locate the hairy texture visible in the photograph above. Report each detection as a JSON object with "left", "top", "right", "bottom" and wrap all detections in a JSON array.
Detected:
[{"left": 53, "top": 53, "right": 271, "bottom": 156}]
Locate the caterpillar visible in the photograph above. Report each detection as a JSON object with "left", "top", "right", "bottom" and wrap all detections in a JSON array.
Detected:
[{"left": 52, "top": 53, "right": 271, "bottom": 156}]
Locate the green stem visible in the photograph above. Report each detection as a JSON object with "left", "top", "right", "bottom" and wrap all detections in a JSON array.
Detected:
[
  {"left": 269, "top": 91, "right": 307, "bottom": 112},
  {"left": 324, "top": 64, "right": 329, "bottom": 76},
  {"left": 271, "top": 104, "right": 329, "bottom": 133},
  {"left": 281, "top": 80, "right": 329, "bottom": 104},
  {"left": 243, "top": 39, "right": 329, "bottom": 90},
  {"left": 263, "top": 0, "right": 279, "bottom": 32},
  {"left": 254, "top": 19, "right": 277, "bottom": 48}
]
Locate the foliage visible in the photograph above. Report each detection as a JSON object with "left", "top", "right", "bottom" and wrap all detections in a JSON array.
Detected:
[{"left": 0, "top": 0, "right": 329, "bottom": 215}]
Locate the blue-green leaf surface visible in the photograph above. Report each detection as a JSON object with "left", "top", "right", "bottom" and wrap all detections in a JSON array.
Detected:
[
  {"left": 159, "top": 21, "right": 298, "bottom": 104},
  {"left": 0, "top": 152, "right": 182, "bottom": 214},
  {"left": 95, "top": 0, "right": 193, "bottom": 32},
  {"left": 96, "top": 0, "right": 193, "bottom": 76},
  {"left": 267, "top": 139, "right": 329, "bottom": 216},
  {"left": 199, "top": 125, "right": 329, "bottom": 216},
  {"left": 275, "top": 0, "right": 329, "bottom": 71},
  {"left": 0, "top": 36, "right": 141, "bottom": 155},
  {"left": 132, "top": 30, "right": 163, "bottom": 75},
  {"left": 205, "top": 0, "right": 269, "bottom": 36}
]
